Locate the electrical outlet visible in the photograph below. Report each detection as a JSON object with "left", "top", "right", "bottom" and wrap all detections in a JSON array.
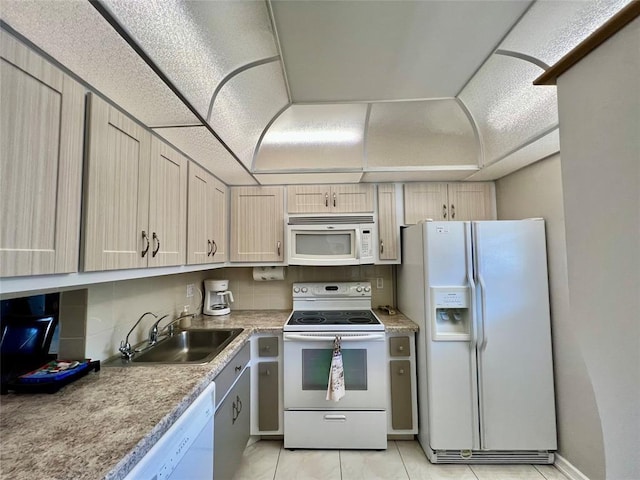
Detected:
[
  {"left": 376, "top": 277, "right": 383, "bottom": 289},
  {"left": 186, "top": 284, "right": 195, "bottom": 298}
]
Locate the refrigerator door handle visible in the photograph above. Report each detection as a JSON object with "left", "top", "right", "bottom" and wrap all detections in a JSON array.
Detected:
[{"left": 478, "top": 273, "right": 488, "bottom": 350}]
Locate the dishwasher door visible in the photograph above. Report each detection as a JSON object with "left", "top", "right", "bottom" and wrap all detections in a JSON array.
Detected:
[{"left": 123, "top": 382, "right": 215, "bottom": 480}]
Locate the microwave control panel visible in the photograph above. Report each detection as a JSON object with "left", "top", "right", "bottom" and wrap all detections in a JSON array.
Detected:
[{"left": 361, "top": 228, "right": 373, "bottom": 259}]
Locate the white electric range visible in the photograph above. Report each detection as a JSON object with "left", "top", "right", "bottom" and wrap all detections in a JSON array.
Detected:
[{"left": 283, "top": 282, "right": 388, "bottom": 450}]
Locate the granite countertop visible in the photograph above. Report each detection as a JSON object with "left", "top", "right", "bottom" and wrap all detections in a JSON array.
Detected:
[{"left": 0, "top": 310, "right": 417, "bottom": 480}]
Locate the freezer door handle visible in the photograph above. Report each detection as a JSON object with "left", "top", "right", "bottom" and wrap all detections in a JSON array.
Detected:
[{"left": 478, "top": 273, "right": 488, "bottom": 350}]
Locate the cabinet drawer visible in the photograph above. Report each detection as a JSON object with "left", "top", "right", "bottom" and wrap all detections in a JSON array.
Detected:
[
  {"left": 284, "top": 410, "right": 387, "bottom": 449},
  {"left": 214, "top": 342, "right": 250, "bottom": 406},
  {"left": 257, "top": 337, "right": 279, "bottom": 357},
  {"left": 389, "top": 337, "right": 410, "bottom": 357}
]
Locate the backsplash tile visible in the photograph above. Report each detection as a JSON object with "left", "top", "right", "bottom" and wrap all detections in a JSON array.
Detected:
[{"left": 80, "top": 266, "right": 395, "bottom": 361}]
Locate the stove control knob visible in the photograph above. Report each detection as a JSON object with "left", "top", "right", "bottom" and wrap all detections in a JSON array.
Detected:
[
  {"left": 364, "top": 286, "right": 371, "bottom": 292},
  {"left": 301, "top": 287, "right": 308, "bottom": 293},
  {"left": 356, "top": 286, "right": 363, "bottom": 292},
  {"left": 293, "top": 287, "right": 300, "bottom": 293}
]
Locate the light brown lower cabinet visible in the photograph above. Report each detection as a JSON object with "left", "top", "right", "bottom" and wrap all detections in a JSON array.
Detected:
[
  {"left": 258, "top": 362, "right": 280, "bottom": 432},
  {"left": 390, "top": 360, "right": 413, "bottom": 430}
]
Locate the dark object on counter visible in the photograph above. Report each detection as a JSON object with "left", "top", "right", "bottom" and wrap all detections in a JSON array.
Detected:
[
  {"left": 2, "top": 359, "right": 100, "bottom": 394},
  {"left": 378, "top": 305, "right": 397, "bottom": 315},
  {"left": 0, "top": 314, "right": 58, "bottom": 392}
]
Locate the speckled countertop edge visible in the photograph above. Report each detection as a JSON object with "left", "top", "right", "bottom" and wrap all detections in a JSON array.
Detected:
[{"left": 0, "top": 310, "right": 418, "bottom": 480}]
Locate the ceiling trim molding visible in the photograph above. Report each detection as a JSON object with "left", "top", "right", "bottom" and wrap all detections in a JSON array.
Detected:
[
  {"left": 484, "top": 123, "right": 559, "bottom": 168},
  {"left": 364, "top": 165, "right": 480, "bottom": 172},
  {"left": 148, "top": 123, "right": 204, "bottom": 129},
  {"left": 250, "top": 102, "right": 293, "bottom": 175},
  {"left": 455, "top": 0, "right": 536, "bottom": 98},
  {"left": 253, "top": 167, "right": 363, "bottom": 174},
  {"left": 495, "top": 49, "right": 550, "bottom": 70},
  {"left": 206, "top": 55, "right": 281, "bottom": 122},
  {"left": 362, "top": 103, "right": 373, "bottom": 171},
  {"left": 534, "top": 1, "right": 640, "bottom": 85},
  {"left": 455, "top": 97, "right": 485, "bottom": 168},
  {"left": 290, "top": 97, "right": 456, "bottom": 106},
  {"left": 88, "top": 0, "right": 256, "bottom": 181},
  {"left": 266, "top": 0, "right": 292, "bottom": 102}
]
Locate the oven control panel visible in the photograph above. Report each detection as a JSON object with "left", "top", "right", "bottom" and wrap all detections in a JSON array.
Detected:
[{"left": 292, "top": 282, "right": 372, "bottom": 298}]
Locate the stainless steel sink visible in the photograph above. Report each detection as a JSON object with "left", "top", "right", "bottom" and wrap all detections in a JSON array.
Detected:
[{"left": 105, "top": 329, "right": 244, "bottom": 365}]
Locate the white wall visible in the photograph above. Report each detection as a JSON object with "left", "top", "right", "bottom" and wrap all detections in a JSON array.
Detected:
[
  {"left": 496, "top": 154, "right": 605, "bottom": 479},
  {"left": 556, "top": 17, "right": 640, "bottom": 480}
]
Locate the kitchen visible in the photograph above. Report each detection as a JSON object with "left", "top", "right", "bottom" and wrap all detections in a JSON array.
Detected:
[{"left": 0, "top": 1, "right": 638, "bottom": 480}]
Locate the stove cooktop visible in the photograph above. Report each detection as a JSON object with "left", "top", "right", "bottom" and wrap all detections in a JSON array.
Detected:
[{"left": 285, "top": 309, "right": 385, "bottom": 332}]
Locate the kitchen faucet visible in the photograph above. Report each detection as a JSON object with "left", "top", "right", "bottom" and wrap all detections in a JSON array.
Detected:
[
  {"left": 119, "top": 311, "right": 159, "bottom": 359},
  {"left": 147, "top": 312, "right": 195, "bottom": 346}
]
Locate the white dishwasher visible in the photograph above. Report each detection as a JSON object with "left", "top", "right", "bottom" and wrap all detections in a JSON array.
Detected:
[{"left": 124, "top": 382, "right": 215, "bottom": 480}]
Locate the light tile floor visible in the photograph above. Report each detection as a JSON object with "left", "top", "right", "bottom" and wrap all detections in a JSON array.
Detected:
[{"left": 232, "top": 440, "right": 569, "bottom": 480}]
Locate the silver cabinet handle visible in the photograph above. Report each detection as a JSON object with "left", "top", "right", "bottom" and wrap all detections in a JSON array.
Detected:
[
  {"left": 277, "top": 241, "right": 281, "bottom": 257},
  {"left": 325, "top": 192, "right": 329, "bottom": 207},
  {"left": 398, "top": 368, "right": 405, "bottom": 375},
  {"left": 152, "top": 232, "right": 160, "bottom": 257},
  {"left": 141, "top": 231, "right": 150, "bottom": 257},
  {"left": 211, "top": 240, "right": 217, "bottom": 257},
  {"left": 333, "top": 192, "right": 336, "bottom": 207},
  {"left": 442, "top": 204, "right": 447, "bottom": 219},
  {"left": 380, "top": 239, "right": 384, "bottom": 254},
  {"left": 451, "top": 204, "right": 455, "bottom": 219},
  {"left": 207, "top": 239, "right": 213, "bottom": 256}
]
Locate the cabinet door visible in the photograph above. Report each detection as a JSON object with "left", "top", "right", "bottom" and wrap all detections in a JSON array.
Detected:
[
  {"left": 331, "top": 184, "right": 374, "bottom": 213},
  {"left": 187, "top": 163, "right": 211, "bottom": 265},
  {"left": 447, "top": 182, "right": 496, "bottom": 221},
  {"left": 210, "top": 178, "right": 227, "bottom": 263},
  {"left": 377, "top": 184, "right": 398, "bottom": 260},
  {"left": 148, "top": 137, "right": 187, "bottom": 267},
  {"left": 287, "top": 185, "right": 329, "bottom": 213},
  {"left": 230, "top": 186, "right": 284, "bottom": 262},
  {"left": 258, "top": 361, "right": 279, "bottom": 431},
  {"left": 0, "top": 32, "right": 84, "bottom": 277},
  {"left": 404, "top": 183, "right": 448, "bottom": 224},
  {"left": 214, "top": 368, "right": 250, "bottom": 480},
  {"left": 83, "top": 93, "right": 151, "bottom": 271},
  {"left": 390, "top": 360, "right": 413, "bottom": 430}
]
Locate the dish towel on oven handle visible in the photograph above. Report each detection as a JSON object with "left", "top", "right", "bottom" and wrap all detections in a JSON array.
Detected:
[{"left": 326, "top": 336, "right": 345, "bottom": 402}]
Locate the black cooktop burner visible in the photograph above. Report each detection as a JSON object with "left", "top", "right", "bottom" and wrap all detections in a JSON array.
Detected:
[
  {"left": 288, "top": 310, "right": 380, "bottom": 326},
  {"left": 296, "top": 316, "right": 326, "bottom": 324}
]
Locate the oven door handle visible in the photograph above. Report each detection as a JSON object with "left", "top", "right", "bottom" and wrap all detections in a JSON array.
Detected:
[{"left": 284, "top": 333, "right": 385, "bottom": 342}]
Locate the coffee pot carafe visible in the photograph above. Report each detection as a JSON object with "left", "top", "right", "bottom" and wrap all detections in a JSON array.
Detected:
[{"left": 203, "top": 279, "right": 234, "bottom": 316}]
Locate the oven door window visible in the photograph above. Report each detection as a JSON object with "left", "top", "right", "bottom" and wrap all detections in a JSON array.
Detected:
[
  {"left": 294, "top": 232, "right": 354, "bottom": 257},
  {"left": 301, "top": 348, "right": 367, "bottom": 390}
]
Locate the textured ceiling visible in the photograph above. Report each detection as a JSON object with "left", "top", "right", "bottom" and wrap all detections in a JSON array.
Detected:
[{"left": 0, "top": 0, "right": 632, "bottom": 186}]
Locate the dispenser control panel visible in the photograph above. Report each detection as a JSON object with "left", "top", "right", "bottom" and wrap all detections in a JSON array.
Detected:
[{"left": 433, "top": 288, "right": 469, "bottom": 308}]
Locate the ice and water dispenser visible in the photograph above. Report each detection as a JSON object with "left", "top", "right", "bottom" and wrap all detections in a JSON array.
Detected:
[{"left": 430, "top": 287, "right": 471, "bottom": 341}]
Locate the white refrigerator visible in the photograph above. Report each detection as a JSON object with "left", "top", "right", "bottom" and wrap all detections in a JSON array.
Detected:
[{"left": 398, "top": 220, "right": 557, "bottom": 463}]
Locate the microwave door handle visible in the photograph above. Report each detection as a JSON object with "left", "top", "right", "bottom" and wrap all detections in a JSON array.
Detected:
[{"left": 355, "top": 228, "right": 361, "bottom": 260}]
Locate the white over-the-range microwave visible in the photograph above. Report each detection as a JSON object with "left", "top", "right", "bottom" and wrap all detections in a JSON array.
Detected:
[{"left": 286, "top": 216, "right": 376, "bottom": 266}]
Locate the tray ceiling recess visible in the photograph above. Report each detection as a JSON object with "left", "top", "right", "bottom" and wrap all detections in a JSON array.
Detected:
[{"left": 0, "top": 0, "right": 632, "bottom": 185}]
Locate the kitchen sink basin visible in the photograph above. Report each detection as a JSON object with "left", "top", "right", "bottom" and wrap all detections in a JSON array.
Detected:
[{"left": 106, "top": 329, "right": 244, "bottom": 365}]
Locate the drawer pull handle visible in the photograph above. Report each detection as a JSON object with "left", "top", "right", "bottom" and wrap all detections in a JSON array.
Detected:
[
  {"left": 398, "top": 368, "right": 405, "bottom": 375},
  {"left": 235, "top": 365, "right": 242, "bottom": 373},
  {"left": 152, "top": 232, "right": 160, "bottom": 257},
  {"left": 398, "top": 345, "right": 404, "bottom": 352},
  {"left": 324, "top": 414, "right": 347, "bottom": 422}
]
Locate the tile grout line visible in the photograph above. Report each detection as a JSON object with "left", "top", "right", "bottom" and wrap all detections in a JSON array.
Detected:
[
  {"left": 273, "top": 442, "right": 283, "bottom": 480},
  {"left": 393, "top": 441, "right": 412, "bottom": 479},
  {"left": 339, "top": 449, "right": 343, "bottom": 479}
]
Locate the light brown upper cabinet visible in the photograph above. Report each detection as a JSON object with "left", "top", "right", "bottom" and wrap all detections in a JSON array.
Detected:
[
  {"left": 404, "top": 182, "right": 496, "bottom": 224},
  {"left": 187, "top": 163, "right": 226, "bottom": 265},
  {"left": 287, "top": 184, "right": 374, "bottom": 214},
  {"left": 83, "top": 94, "right": 187, "bottom": 271},
  {"left": 1, "top": 33, "right": 85, "bottom": 277},
  {"left": 230, "top": 186, "right": 284, "bottom": 262},
  {"left": 377, "top": 184, "right": 399, "bottom": 261}
]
